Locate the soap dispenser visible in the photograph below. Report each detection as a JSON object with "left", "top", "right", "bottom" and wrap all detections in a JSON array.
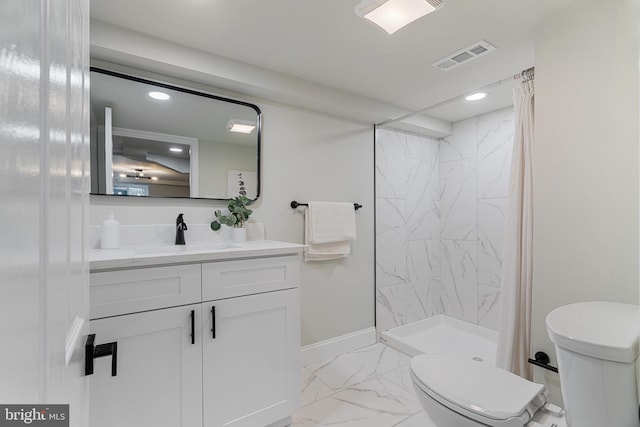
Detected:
[
  {"left": 101, "top": 211, "right": 120, "bottom": 249},
  {"left": 175, "top": 213, "right": 187, "bottom": 245}
]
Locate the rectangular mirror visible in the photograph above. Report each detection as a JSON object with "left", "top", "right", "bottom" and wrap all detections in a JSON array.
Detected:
[{"left": 90, "top": 68, "right": 261, "bottom": 200}]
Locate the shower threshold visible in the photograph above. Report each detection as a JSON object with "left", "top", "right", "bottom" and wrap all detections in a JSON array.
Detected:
[{"left": 380, "top": 315, "right": 499, "bottom": 365}]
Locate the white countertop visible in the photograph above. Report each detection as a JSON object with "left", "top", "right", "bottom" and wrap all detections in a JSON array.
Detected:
[{"left": 90, "top": 240, "right": 305, "bottom": 271}]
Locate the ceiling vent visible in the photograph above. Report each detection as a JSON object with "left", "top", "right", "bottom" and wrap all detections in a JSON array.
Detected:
[{"left": 432, "top": 40, "right": 496, "bottom": 71}]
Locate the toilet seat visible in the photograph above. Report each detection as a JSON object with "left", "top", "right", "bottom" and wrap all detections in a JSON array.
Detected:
[{"left": 410, "top": 354, "right": 547, "bottom": 427}]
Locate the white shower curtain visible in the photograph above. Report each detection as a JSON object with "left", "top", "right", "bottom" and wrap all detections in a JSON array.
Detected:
[{"left": 496, "top": 79, "right": 535, "bottom": 380}]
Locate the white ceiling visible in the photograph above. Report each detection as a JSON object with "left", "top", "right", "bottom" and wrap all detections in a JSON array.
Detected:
[
  {"left": 90, "top": 0, "right": 576, "bottom": 127},
  {"left": 426, "top": 79, "right": 517, "bottom": 122}
]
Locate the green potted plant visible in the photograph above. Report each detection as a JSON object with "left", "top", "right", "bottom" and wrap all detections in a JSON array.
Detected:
[{"left": 210, "top": 196, "right": 254, "bottom": 241}]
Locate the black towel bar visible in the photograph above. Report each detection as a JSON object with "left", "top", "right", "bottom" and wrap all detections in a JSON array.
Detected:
[{"left": 290, "top": 201, "right": 362, "bottom": 210}]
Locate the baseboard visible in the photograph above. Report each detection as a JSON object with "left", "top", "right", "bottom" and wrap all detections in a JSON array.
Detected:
[{"left": 301, "top": 327, "right": 377, "bottom": 367}]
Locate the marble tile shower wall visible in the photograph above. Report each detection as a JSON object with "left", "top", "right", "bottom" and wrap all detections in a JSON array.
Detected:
[
  {"left": 375, "top": 107, "right": 514, "bottom": 333},
  {"left": 376, "top": 129, "right": 441, "bottom": 332}
]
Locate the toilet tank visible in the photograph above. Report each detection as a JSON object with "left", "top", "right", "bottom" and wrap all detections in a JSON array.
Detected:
[{"left": 546, "top": 302, "right": 640, "bottom": 427}]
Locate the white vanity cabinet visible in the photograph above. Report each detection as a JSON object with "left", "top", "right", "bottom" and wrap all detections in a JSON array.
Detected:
[
  {"left": 200, "top": 256, "right": 301, "bottom": 427},
  {"left": 90, "top": 304, "right": 203, "bottom": 427},
  {"left": 88, "top": 247, "right": 301, "bottom": 427},
  {"left": 202, "top": 289, "right": 299, "bottom": 427}
]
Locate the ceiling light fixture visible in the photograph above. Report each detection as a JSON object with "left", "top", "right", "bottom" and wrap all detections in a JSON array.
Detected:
[
  {"left": 227, "top": 119, "right": 256, "bottom": 134},
  {"left": 354, "top": 0, "right": 444, "bottom": 34},
  {"left": 169, "top": 147, "right": 183, "bottom": 153},
  {"left": 122, "top": 168, "right": 153, "bottom": 180},
  {"left": 147, "top": 91, "right": 171, "bottom": 101},
  {"left": 465, "top": 92, "right": 487, "bottom": 101},
  {"left": 125, "top": 174, "right": 152, "bottom": 180}
]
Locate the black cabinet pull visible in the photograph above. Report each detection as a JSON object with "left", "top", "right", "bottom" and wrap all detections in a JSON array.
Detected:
[
  {"left": 85, "top": 334, "right": 118, "bottom": 377},
  {"left": 211, "top": 306, "right": 216, "bottom": 339},
  {"left": 190, "top": 309, "right": 195, "bottom": 345}
]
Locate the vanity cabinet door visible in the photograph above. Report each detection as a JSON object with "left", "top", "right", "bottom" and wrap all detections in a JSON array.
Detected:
[
  {"left": 202, "top": 288, "right": 300, "bottom": 427},
  {"left": 90, "top": 305, "right": 203, "bottom": 427}
]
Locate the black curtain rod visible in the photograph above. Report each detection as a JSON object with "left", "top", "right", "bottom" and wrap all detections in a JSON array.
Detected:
[{"left": 290, "top": 201, "right": 362, "bottom": 211}]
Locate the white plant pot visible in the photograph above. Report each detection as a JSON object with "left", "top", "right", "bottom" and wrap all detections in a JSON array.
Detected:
[{"left": 231, "top": 227, "right": 247, "bottom": 242}]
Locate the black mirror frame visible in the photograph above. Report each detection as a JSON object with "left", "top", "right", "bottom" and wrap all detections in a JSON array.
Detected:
[{"left": 89, "top": 67, "right": 261, "bottom": 201}]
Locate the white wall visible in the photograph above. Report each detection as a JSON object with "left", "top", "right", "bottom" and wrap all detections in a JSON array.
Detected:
[
  {"left": 198, "top": 141, "right": 256, "bottom": 199},
  {"left": 532, "top": 0, "right": 640, "bottom": 401},
  {"left": 257, "top": 105, "right": 375, "bottom": 345},
  {"left": 91, "top": 101, "right": 375, "bottom": 346}
]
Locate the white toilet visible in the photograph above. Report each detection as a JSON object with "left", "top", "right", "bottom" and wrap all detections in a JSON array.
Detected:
[
  {"left": 410, "top": 301, "right": 639, "bottom": 427},
  {"left": 546, "top": 301, "right": 640, "bottom": 427}
]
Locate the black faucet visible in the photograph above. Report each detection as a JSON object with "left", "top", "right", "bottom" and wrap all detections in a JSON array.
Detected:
[{"left": 175, "top": 213, "right": 187, "bottom": 245}]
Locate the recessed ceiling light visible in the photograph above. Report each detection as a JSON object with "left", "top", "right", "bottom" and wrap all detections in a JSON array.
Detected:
[
  {"left": 227, "top": 119, "right": 256, "bottom": 134},
  {"left": 151, "top": 176, "right": 158, "bottom": 181},
  {"left": 354, "top": 0, "right": 444, "bottom": 34},
  {"left": 170, "top": 147, "right": 183, "bottom": 153},
  {"left": 465, "top": 92, "right": 487, "bottom": 101},
  {"left": 119, "top": 173, "right": 126, "bottom": 178},
  {"left": 147, "top": 91, "right": 171, "bottom": 101}
]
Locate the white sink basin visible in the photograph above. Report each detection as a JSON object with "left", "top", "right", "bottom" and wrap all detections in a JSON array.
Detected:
[{"left": 133, "top": 242, "right": 240, "bottom": 255}]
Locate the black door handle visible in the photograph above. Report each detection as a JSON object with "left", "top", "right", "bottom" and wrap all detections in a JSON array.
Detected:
[{"left": 85, "top": 334, "right": 118, "bottom": 377}]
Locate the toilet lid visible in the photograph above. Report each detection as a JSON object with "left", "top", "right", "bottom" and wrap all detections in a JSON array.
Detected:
[
  {"left": 410, "top": 354, "right": 546, "bottom": 425},
  {"left": 546, "top": 302, "right": 640, "bottom": 363}
]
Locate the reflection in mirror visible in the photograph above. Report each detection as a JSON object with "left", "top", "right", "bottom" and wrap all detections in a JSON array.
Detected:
[{"left": 90, "top": 68, "right": 261, "bottom": 200}]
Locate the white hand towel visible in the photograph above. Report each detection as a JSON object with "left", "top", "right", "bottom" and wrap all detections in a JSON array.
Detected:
[
  {"left": 307, "top": 201, "right": 356, "bottom": 244},
  {"left": 305, "top": 240, "right": 351, "bottom": 261},
  {"left": 304, "top": 202, "right": 356, "bottom": 262}
]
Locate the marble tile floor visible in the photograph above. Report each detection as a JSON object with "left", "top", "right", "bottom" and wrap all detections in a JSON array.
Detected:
[{"left": 292, "top": 343, "right": 437, "bottom": 427}]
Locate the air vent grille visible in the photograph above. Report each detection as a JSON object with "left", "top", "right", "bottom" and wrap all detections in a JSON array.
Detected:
[
  {"left": 468, "top": 45, "right": 488, "bottom": 55},
  {"left": 425, "top": 0, "right": 444, "bottom": 7},
  {"left": 433, "top": 40, "right": 496, "bottom": 71},
  {"left": 436, "top": 59, "right": 457, "bottom": 70},
  {"left": 451, "top": 52, "right": 473, "bottom": 63}
]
